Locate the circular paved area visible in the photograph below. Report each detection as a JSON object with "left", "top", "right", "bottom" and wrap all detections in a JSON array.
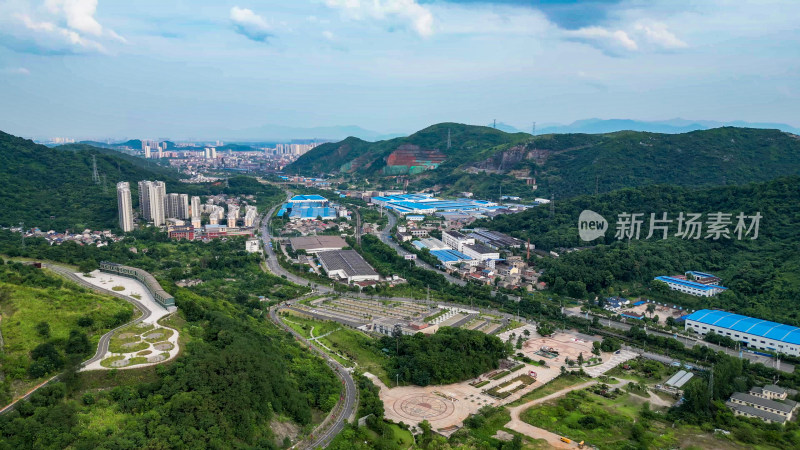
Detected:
[
  {"left": 393, "top": 394, "right": 455, "bottom": 422},
  {"left": 154, "top": 342, "right": 174, "bottom": 351},
  {"left": 144, "top": 332, "right": 163, "bottom": 339}
]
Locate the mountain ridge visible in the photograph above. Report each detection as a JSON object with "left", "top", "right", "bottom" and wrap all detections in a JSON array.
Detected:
[{"left": 286, "top": 123, "right": 800, "bottom": 200}]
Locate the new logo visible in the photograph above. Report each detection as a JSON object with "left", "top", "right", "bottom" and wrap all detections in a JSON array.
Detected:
[{"left": 578, "top": 210, "right": 608, "bottom": 241}]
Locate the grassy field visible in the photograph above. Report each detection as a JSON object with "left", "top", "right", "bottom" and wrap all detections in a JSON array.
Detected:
[
  {"left": 364, "top": 422, "right": 415, "bottom": 448},
  {"left": 506, "top": 373, "right": 588, "bottom": 407},
  {"left": 0, "top": 276, "right": 133, "bottom": 399},
  {"left": 281, "top": 312, "right": 392, "bottom": 385}
]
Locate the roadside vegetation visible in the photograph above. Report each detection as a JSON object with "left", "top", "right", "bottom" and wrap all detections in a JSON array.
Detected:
[{"left": 0, "top": 260, "right": 133, "bottom": 405}]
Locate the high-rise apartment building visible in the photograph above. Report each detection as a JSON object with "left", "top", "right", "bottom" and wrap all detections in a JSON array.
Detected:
[
  {"left": 117, "top": 182, "right": 134, "bottom": 232},
  {"left": 227, "top": 204, "right": 240, "bottom": 228},
  {"left": 138, "top": 180, "right": 166, "bottom": 226},
  {"left": 243, "top": 205, "right": 258, "bottom": 227},
  {"left": 179, "top": 194, "right": 190, "bottom": 219}
]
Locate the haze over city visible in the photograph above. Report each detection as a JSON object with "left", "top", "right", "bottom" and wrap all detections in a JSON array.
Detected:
[{"left": 1, "top": 0, "right": 799, "bottom": 139}]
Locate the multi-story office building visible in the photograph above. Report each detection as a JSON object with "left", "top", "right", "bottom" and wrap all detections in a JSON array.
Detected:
[{"left": 116, "top": 182, "right": 134, "bottom": 232}]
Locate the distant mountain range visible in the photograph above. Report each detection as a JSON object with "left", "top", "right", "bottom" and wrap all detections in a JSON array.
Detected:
[{"left": 530, "top": 118, "right": 800, "bottom": 135}]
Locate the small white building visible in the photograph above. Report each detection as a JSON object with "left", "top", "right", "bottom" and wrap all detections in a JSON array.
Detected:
[
  {"left": 442, "top": 230, "right": 475, "bottom": 252},
  {"left": 245, "top": 238, "right": 262, "bottom": 253}
]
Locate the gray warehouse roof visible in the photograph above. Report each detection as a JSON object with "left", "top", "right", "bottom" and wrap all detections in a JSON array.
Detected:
[
  {"left": 289, "top": 235, "right": 348, "bottom": 252},
  {"left": 317, "top": 250, "right": 378, "bottom": 278},
  {"left": 726, "top": 401, "right": 789, "bottom": 423},
  {"left": 730, "top": 392, "right": 796, "bottom": 414}
]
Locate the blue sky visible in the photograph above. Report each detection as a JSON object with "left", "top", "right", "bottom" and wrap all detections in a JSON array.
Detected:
[{"left": 0, "top": 0, "right": 798, "bottom": 139}]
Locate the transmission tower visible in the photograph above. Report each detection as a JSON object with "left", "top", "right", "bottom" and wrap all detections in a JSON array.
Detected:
[
  {"left": 493, "top": 119, "right": 496, "bottom": 129},
  {"left": 91, "top": 155, "right": 100, "bottom": 184},
  {"left": 550, "top": 194, "right": 554, "bottom": 219},
  {"left": 102, "top": 174, "right": 108, "bottom": 193}
]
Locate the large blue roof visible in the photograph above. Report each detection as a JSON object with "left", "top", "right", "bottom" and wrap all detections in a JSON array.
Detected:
[
  {"left": 430, "top": 249, "right": 472, "bottom": 263},
  {"left": 686, "top": 309, "right": 800, "bottom": 345},
  {"left": 289, "top": 194, "right": 327, "bottom": 202},
  {"left": 655, "top": 276, "right": 727, "bottom": 291}
]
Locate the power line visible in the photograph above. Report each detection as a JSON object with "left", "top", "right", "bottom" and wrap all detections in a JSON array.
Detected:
[{"left": 91, "top": 155, "right": 100, "bottom": 184}]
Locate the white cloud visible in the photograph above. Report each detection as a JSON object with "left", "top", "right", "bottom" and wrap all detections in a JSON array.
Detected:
[
  {"left": 322, "top": 30, "right": 335, "bottom": 41},
  {"left": 2, "top": 67, "right": 31, "bottom": 75},
  {"left": 230, "top": 6, "right": 272, "bottom": 42},
  {"left": 565, "top": 26, "right": 638, "bottom": 54},
  {"left": 324, "top": 0, "right": 434, "bottom": 38},
  {"left": 45, "top": 0, "right": 126, "bottom": 42},
  {"left": 634, "top": 22, "right": 687, "bottom": 49},
  {"left": 16, "top": 12, "right": 107, "bottom": 53}
]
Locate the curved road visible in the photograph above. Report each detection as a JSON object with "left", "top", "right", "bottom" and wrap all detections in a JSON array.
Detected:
[
  {"left": 0, "top": 263, "right": 153, "bottom": 416},
  {"left": 269, "top": 304, "right": 357, "bottom": 449},
  {"left": 45, "top": 264, "right": 152, "bottom": 367},
  {"left": 260, "top": 192, "right": 356, "bottom": 448}
]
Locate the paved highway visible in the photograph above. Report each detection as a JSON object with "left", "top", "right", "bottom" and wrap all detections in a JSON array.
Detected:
[
  {"left": 269, "top": 304, "right": 357, "bottom": 449},
  {"left": 260, "top": 192, "right": 357, "bottom": 448}
]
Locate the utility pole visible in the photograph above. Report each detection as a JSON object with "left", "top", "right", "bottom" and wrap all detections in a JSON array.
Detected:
[
  {"left": 493, "top": 119, "right": 496, "bottom": 129},
  {"left": 447, "top": 129, "right": 451, "bottom": 150},
  {"left": 19, "top": 221, "right": 24, "bottom": 248}
]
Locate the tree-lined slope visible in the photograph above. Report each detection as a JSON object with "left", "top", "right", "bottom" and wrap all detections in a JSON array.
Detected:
[{"left": 287, "top": 124, "right": 800, "bottom": 199}]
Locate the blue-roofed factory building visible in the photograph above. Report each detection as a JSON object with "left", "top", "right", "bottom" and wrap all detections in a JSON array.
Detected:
[
  {"left": 276, "top": 194, "right": 347, "bottom": 221},
  {"left": 685, "top": 309, "right": 800, "bottom": 356},
  {"left": 654, "top": 275, "right": 727, "bottom": 297},
  {"left": 429, "top": 249, "right": 477, "bottom": 268}
]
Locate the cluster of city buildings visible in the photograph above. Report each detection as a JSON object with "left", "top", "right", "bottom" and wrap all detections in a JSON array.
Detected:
[
  {"left": 282, "top": 235, "right": 380, "bottom": 285},
  {"left": 370, "top": 193, "right": 530, "bottom": 219},
  {"left": 116, "top": 180, "right": 259, "bottom": 240},
  {"left": 400, "top": 226, "right": 537, "bottom": 290},
  {"left": 8, "top": 226, "right": 122, "bottom": 247}
]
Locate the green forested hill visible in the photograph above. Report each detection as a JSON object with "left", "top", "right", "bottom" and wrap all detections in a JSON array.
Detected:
[
  {"left": 0, "top": 131, "right": 181, "bottom": 230},
  {"left": 287, "top": 124, "right": 800, "bottom": 200},
  {"left": 480, "top": 176, "right": 800, "bottom": 325},
  {"left": 286, "top": 123, "right": 529, "bottom": 176},
  {"left": 0, "top": 131, "right": 278, "bottom": 230}
]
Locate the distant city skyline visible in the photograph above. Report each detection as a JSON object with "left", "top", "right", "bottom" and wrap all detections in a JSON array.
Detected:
[{"left": 1, "top": 1, "right": 799, "bottom": 139}]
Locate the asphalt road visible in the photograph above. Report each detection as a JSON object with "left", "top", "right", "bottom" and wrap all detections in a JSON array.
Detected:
[
  {"left": 0, "top": 264, "right": 153, "bottom": 416},
  {"left": 260, "top": 192, "right": 357, "bottom": 448},
  {"left": 45, "top": 264, "right": 152, "bottom": 367},
  {"left": 269, "top": 304, "right": 357, "bottom": 449},
  {"left": 377, "top": 209, "right": 468, "bottom": 287}
]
